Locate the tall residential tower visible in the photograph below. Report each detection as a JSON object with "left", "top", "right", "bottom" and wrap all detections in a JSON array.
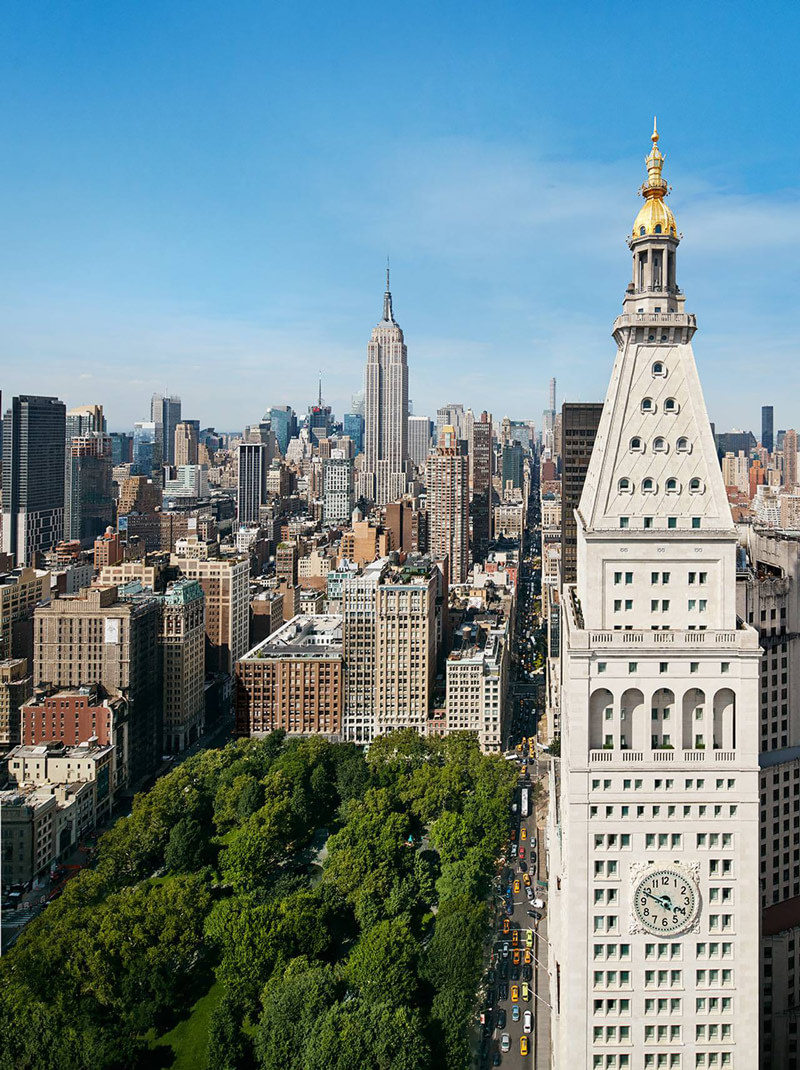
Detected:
[{"left": 548, "top": 123, "right": 760, "bottom": 1068}]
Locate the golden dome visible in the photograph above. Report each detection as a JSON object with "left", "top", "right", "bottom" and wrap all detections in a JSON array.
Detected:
[{"left": 631, "top": 118, "right": 678, "bottom": 239}]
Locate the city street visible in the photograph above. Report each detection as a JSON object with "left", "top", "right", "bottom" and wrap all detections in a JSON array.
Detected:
[{"left": 477, "top": 754, "right": 550, "bottom": 1069}]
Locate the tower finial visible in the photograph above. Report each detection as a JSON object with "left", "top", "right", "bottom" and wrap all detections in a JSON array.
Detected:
[
  {"left": 382, "top": 258, "right": 395, "bottom": 323},
  {"left": 652, "top": 115, "right": 659, "bottom": 145},
  {"left": 318, "top": 373, "right": 322, "bottom": 408}
]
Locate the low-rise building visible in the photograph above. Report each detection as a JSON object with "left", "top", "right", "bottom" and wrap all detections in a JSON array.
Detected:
[
  {"left": 235, "top": 614, "right": 343, "bottom": 738},
  {"left": 20, "top": 684, "right": 129, "bottom": 791},
  {"left": 0, "top": 658, "right": 33, "bottom": 752},
  {"left": 445, "top": 622, "right": 508, "bottom": 752}
]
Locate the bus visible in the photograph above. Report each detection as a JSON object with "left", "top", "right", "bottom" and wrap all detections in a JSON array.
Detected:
[{"left": 520, "top": 787, "right": 530, "bottom": 818}]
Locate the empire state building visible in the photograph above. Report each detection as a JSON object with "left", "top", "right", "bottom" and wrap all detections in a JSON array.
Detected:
[{"left": 362, "top": 268, "right": 410, "bottom": 507}]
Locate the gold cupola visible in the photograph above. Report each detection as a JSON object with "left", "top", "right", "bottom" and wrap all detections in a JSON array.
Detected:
[{"left": 631, "top": 118, "right": 677, "bottom": 240}]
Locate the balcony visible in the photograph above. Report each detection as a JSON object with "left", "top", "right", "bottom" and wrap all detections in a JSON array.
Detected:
[{"left": 589, "top": 748, "right": 737, "bottom": 765}]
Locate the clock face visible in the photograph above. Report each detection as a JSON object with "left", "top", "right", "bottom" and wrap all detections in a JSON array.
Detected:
[{"left": 633, "top": 866, "right": 701, "bottom": 936}]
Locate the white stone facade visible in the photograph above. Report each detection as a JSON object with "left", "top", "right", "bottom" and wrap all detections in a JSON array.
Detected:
[{"left": 548, "top": 127, "right": 761, "bottom": 1070}]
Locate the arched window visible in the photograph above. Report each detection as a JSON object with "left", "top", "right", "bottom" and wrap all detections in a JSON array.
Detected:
[
  {"left": 642, "top": 478, "right": 655, "bottom": 493},
  {"left": 689, "top": 478, "right": 703, "bottom": 494},
  {"left": 676, "top": 437, "right": 690, "bottom": 453},
  {"left": 639, "top": 226, "right": 646, "bottom": 236},
  {"left": 618, "top": 478, "right": 633, "bottom": 494},
  {"left": 670, "top": 226, "right": 676, "bottom": 236},
  {"left": 665, "top": 478, "right": 678, "bottom": 493},
  {"left": 655, "top": 224, "right": 662, "bottom": 234},
  {"left": 641, "top": 398, "right": 654, "bottom": 413},
  {"left": 653, "top": 437, "right": 668, "bottom": 453},
  {"left": 652, "top": 361, "right": 666, "bottom": 377},
  {"left": 630, "top": 437, "right": 644, "bottom": 452},
  {"left": 664, "top": 397, "right": 679, "bottom": 413}
]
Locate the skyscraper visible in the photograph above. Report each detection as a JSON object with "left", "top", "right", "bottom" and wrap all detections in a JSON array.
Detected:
[
  {"left": 2, "top": 396, "right": 66, "bottom": 566},
  {"left": 761, "top": 404, "right": 774, "bottom": 453},
  {"left": 548, "top": 124, "right": 759, "bottom": 1067},
  {"left": 150, "top": 394, "right": 181, "bottom": 467},
  {"left": 174, "top": 420, "right": 199, "bottom": 467},
  {"left": 470, "top": 411, "right": 493, "bottom": 564},
  {"left": 323, "top": 455, "right": 354, "bottom": 525},
  {"left": 343, "top": 412, "right": 365, "bottom": 454},
  {"left": 427, "top": 426, "right": 469, "bottom": 585},
  {"left": 65, "top": 404, "right": 112, "bottom": 546},
  {"left": 266, "top": 406, "right": 295, "bottom": 456},
  {"left": 408, "top": 415, "right": 432, "bottom": 469},
  {"left": 363, "top": 267, "right": 409, "bottom": 506},
  {"left": 560, "top": 402, "right": 603, "bottom": 585},
  {"left": 237, "top": 442, "right": 269, "bottom": 526},
  {"left": 132, "top": 421, "right": 159, "bottom": 476},
  {"left": 783, "top": 428, "right": 797, "bottom": 490}
]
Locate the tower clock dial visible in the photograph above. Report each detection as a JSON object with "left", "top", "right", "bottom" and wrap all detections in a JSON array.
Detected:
[{"left": 633, "top": 866, "right": 701, "bottom": 936}]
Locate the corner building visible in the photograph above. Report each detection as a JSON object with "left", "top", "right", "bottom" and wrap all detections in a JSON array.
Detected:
[{"left": 548, "top": 125, "right": 760, "bottom": 1069}]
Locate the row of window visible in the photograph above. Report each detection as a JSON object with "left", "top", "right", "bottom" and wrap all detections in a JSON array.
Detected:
[
  {"left": 629, "top": 432, "right": 690, "bottom": 452},
  {"left": 613, "top": 570, "right": 708, "bottom": 585},
  {"left": 640, "top": 397, "right": 680, "bottom": 414},
  {"left": 612, "top": 599, "right": 708, "bottom": 611},
  {"left": 619, "top": 476, "right": 703, "bottom": 494},
  {"left": 601, "top": 662, "right": 721, "bottom": 675},
  {"left": 591, "top": 777, "right": 736, "bottom": 790},
  {"left": 620, "top": 516, "right": 702, "bottom": 529}
]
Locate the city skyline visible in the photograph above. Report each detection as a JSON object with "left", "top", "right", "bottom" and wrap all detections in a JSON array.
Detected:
[{"left": 1, "top": 4, "right": 798, "bottom": 432}]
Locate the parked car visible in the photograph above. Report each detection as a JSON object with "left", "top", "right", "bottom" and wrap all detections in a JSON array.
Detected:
[
  {"left": 498, "top": 982, "right": 508, "bottom": 1000},
  {"left": 520, "top": 1036, "right": 529, "bottom": 1056},
  {"left": 523, "top": 964, "right": 533, "bottom": 982},
  {"left": 532, "top": 898, "right": 545, "bottom": 910},
  {"left": 524, "top": 1010, "right": 533, "bottom": 1034},
  {"left": 512, "top": 1004, "right": 520, "bottom": 1022},
  {"left": 497, "top": 1008, "right": 506, "bottom": 1029},
  {"left": 502, "top": 942, "right": 509, "bottom": 959},
  {"left": 500, "top": 1034, "right": 511, "bottom": 1054},
  {"left": 511, "top": 965, "right": 520, "bottom": 981}
]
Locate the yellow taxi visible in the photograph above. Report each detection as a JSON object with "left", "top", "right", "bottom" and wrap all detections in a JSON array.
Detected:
[
  {"left": 514, "top": 879, "right": 521, "bottom": 894},
  {"left": 503, "top": 917, "right": 510, "bottom": 935},
  {"left": 526, "top": 928, "right": 533, "bottom": 948},
  {"left": 520, "top": 1036, "right": 529, "bottom": 1056},
  {"left": 512, "top": 928, "right": 520, "bottom": 947},
  {"left": 512, "top": 948, "right": 521, "bottom": 965},
  {"left": 522, "top": 982, "right": 530, "bottom": 1001},
  {"left": 523, "top": 873, "right": 531, "bottom": 886},
  {"left": 511, "top": 984, "right": 520, "bottom": 1003},
  {"left": 524, "top": 948, "right": 532, "bottom": 964},
  {"left": 521, "top": 827, "right": 527, "bottom": 841}
]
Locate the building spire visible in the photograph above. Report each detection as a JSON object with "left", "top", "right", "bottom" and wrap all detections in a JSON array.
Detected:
[
  {"left": 642, "top": 116, "right": 668, "bottom": 201},
  {"left": 382, "top": 257, "right": 395, "bottom": 323}
]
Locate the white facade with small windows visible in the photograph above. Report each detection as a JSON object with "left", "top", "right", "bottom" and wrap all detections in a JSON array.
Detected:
[{"left": 547, "top": 126, "right": 761, "bottom": 1070}]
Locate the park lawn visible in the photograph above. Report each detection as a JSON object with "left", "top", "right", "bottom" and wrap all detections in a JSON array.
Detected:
[{"left": 150, "top": 979, "right": 224, "bottom": 1069}]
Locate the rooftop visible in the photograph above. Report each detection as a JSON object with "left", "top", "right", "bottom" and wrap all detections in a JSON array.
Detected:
[{"left": 241, "top": 614, "right": 343, "bottom": 661}]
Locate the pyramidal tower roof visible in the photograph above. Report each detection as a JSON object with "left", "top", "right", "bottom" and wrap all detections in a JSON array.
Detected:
[{"left": 577, "top": 123, "right": 734, "bottom": 536}]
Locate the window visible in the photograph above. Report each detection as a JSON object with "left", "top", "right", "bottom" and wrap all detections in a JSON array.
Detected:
[
  {"left": 689, "top": 478, "right": 703, "bottom": 494},
  {"left": 620, "top": 517, "right": 629, "bottom": 529},
  {"left": 652, "top": 361, "right": 666, "bottom": 377},
  {"left": 668, "top": 517, "right": 677, "bottom": 529},
  {"left": 676, "top": 437, "right": 690, "bottom": 452},
  {"left": 625, "top": 572, "right": 633, "bottom": 584},
  {"left": 644, "top": 516, "right": 653, "bottom": 529},
  {"left": 692, "top": 518, "right": 701, "bottom": 529},
  {"left": 629, "top": 663, "right": 638, "bottom": 674},
  {"left": 614, "top": 572, "right": 622, "bottom": 585},
  {"left": 642, "top": 398, "right": 655, "bottom": 413},
  {"left": 643, "top": 478, "right": 656, "bottom": 493},
  {"left": 619, "top": 478, "right": 633, "bottom": 493},
  {"left": 690, "top": 662, "right": 699, "bottom": 674},
  {"left": 630, "top": 437, "right": 644, "bottom": 452},
  {"left": 660, "top": 662, "right": 668, "bottom": 674},
  {"left": 665, "top": 478, "right": 678, "bottom": 493},
  {"left": 664, "top": 397, "right": 679, "bottom": 413},
  {"left": 653, "top": 437, "right": 668, "bottom": 452},
  {"left": 720, "top": 662, "right": 729, "bottom": 674}
]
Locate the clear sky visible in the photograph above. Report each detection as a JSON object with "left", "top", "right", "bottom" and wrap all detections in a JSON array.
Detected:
[{"left": 1, "top": 1, "right": 798, "bottom": 434}]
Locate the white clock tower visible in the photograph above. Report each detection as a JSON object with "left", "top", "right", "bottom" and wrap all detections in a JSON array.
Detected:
[{"left": 547, "top": 123, "right": 761, "bottom": 1069}]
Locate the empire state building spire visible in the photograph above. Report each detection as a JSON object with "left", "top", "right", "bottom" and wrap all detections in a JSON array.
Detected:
[{"left": 382, "top": 259, "right": 395, "bottom": 323}]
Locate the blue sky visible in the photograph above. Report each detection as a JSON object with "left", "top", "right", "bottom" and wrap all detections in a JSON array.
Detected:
[{"left": 1, "top": 1, "right": 798, "bottom": 434}]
